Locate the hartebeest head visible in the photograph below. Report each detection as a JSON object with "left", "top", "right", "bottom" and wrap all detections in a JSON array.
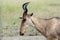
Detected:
[{"left": 20, "top": 2, "right": 34, "bottom": 35}]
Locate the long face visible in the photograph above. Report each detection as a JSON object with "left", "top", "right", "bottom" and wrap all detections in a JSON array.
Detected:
[
  {"left": 20, "top": 13, "right": 34, "bottom": 36},
  {"left": 19, "top": 2, "right": 34, "bottom": 36}
]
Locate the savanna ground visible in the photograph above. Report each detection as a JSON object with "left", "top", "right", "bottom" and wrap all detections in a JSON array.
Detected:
[{"left": 0, "top": 0, "right": 60, "bottom": 40}]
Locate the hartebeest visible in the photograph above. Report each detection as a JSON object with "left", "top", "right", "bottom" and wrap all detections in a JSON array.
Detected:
[{"left": 20, "top": 2, "right": 60, "bottom": 40}]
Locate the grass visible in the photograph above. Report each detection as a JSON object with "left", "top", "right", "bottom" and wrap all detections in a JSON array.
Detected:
[{"left": 0, "top": 0, "right": 60, "bottom": 36}]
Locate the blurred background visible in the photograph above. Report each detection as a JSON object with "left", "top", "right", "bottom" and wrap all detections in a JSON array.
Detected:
[{"left": 0, "top": 0, "right": 60, "bottom": 36}]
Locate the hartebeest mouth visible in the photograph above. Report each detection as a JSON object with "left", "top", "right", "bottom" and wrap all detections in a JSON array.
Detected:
[{"left": 20, "top": 2, "right": 60, "bottom": 40}]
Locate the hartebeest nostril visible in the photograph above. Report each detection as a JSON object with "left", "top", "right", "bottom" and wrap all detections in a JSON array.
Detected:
[{"left": 20, "top": 32, "right": 24, "bottom": 36}]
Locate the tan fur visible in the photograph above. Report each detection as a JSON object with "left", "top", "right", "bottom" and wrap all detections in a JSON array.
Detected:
[{"left": 20, "top": 16, "right": 60, "bottom": 40}]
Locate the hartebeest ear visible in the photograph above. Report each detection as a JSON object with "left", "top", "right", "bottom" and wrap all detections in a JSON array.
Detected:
[
  {"left": 29, "top": 13, "right": 33, "bottom": 16},
  {"left": 19, "top": 16, "right": 23, "bottom": 19}
]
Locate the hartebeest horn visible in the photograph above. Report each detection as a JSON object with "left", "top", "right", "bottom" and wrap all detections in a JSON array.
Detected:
[
  {"left": 22, "top": 2, "right": 30, "bottom": 19},
  {"left": 19, "top": 2, "right": 30, "bottom": 19},
  {"left": 22, "top": 2, "right": 29, "bottom": 14}
]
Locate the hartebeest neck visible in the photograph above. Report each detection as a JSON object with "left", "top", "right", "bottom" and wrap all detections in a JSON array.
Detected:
[{"left": 31, "top": 16, "right": 47, "bottom": 37}]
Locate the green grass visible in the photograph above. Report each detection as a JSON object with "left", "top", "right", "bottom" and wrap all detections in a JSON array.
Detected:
[{"left": 0, "top": 0, "right": 60, "bottom": 36}]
